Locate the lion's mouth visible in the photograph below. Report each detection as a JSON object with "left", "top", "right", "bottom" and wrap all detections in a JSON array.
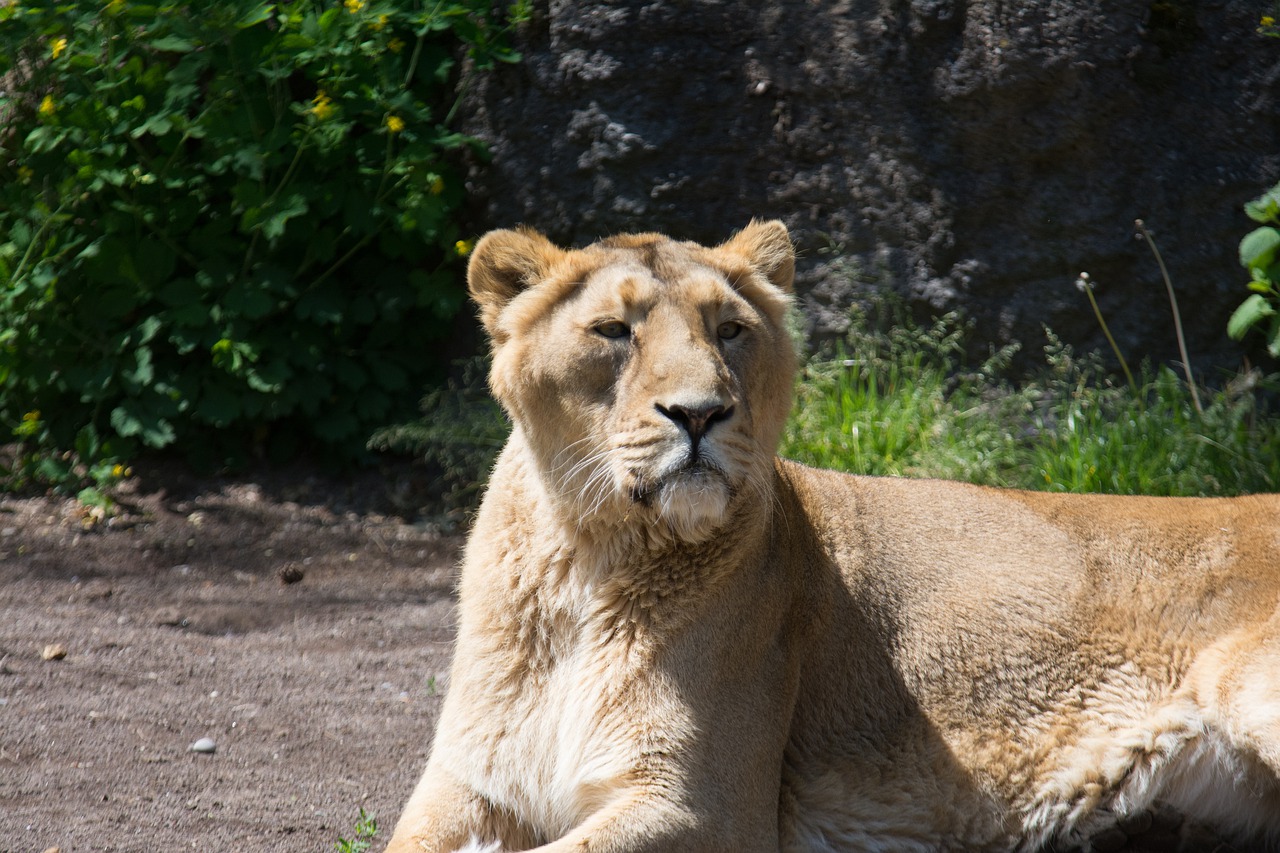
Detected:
[{"left": 629, "top": 458, "right": 727, "bottom": 505}]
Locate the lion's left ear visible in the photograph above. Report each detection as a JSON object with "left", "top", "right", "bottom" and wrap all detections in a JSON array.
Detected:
[
  {"left": 467, "top": 227, "right": 566, "bottom": 338},
  {"left": 716, "top": 219, "right": 795, "bottom": 293}
]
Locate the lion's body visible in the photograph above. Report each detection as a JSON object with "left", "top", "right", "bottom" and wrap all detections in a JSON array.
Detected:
[{"left": 387, "top": 223, "right": 1280, "bottom": 852}]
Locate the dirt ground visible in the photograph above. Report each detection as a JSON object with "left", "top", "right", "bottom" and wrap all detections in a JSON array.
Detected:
[
  {"left": 0, "top": 458, "right": 1262, "bottom": 853},
  {"left": 0, "top": 457, "right": 461, "bottom": 853}
]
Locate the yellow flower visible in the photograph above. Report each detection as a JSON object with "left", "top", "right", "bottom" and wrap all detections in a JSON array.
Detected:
[
  {"left": 15, "top": 409, "right": 41, "bottom": 438},
  {"left": 430, "top": 176, "right": 445, "bottom": 195},
  {"left": 51, "top": 37, "right": 68, "bottom": 58},
  {"left": 1264, "top": 15, "right": 1277, "bottom": 26},
  {"left": 38, "top": 94, "right": 56, "bottom": 117},
  {"left": 371, "top": 13, "right": 390, "bottom": 30},
  {"left": 387, "top": 36, "right": 405, "bottom": 53},
  {"left": 454, "top": 239, "right": 473, "bottom": 257},
  {"left": 385, "top": 114, "right": 405, "bottom": 134},
  {"left": 310, "top": 89, "right": 335, "bottom": 121},
  {"left": 344, "top": 0, "right": 363, "bottom": 13}
]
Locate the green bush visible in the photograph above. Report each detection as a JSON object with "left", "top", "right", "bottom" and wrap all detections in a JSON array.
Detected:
[
  {"left": 1229, "top": 181, "right": 1280, "bottom": 358},
  {"left": 0, "top": 0, "right": 526, "bottom": 487}
]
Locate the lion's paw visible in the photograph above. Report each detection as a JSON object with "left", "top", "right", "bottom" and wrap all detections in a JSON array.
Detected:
[{"left": 451, "top": 839, "right": 502, "bottom": 853}]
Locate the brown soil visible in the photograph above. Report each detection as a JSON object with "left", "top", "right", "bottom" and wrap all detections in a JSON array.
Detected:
[
  {"left": 0, "top": 458, "right": 460, "bottom": 853},
  {"left": 0, "top": 459, "right": 1258, "bottom": 853}
]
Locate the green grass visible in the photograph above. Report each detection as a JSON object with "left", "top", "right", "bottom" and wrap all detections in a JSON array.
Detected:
[
  {"left": 335, "top": 808, "right": 378, "bottom": 853},
  {"left": 782, "top": 308, "right": 1280, "bottom": 497}
]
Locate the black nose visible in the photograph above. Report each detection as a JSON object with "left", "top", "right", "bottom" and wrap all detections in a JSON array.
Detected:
[{"left": 655, "top": 402, "right": 734, "bottom": 449}]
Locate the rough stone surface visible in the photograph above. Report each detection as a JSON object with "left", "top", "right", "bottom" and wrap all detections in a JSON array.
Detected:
[{"left": 458, "top": 0, "right": 1280, "bottom": 373}]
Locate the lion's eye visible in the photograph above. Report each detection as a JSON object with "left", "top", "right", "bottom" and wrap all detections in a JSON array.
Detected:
[
  {"left": 594, "top": 320, "right": 630, "bottom": 339},
  {"left": 716, "top": 321, "right": 743, "bottom": 340}
]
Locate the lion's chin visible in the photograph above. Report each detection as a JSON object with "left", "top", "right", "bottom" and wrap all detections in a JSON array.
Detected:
[{"left": 649, "top": 468, "right": 732, "bottom": 541}]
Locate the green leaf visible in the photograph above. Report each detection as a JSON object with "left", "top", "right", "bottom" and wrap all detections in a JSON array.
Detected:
[
  {"left": 1239, "top": 227, "right": 1280, "bottom": 271},
  {"left": 212, "top": 337, "right": 241, "bottom": 371},
  {"left": 10, "top": 220, "right": 33, "bottom": 248},
  {"left": 150, "top": 36, "right": 197, "bottom": 53},
  {"left": 77, "top": 486, "right": 113, "bottom": 511},
  {"left": 245, "top": 367, "right": 281, "bottom": 393},
  {"left": 262, "top": 193, "right": 309, "bottom": 240},
  {"left": 81, "top": 238, "right": 142, "bottom": 288},
  {"left": 237, "top": 4, "right": 274, "bottom": 28},
  {"left": 88, "top": 287, "right": 139, "bottom": 319},
  {"left": 1245, "top": 199, "right": 1275, "bottom": 224},
  {"left": 67, "top": 362, "right": 115, "bottom": 401},
  {"left": 1245, "top": 185, "right": 1280, "bottom": 224},
  {"left": 225, "top": 281, "right": 276, "bottom": 319},
  {"left": 1227, "top": 293, "right": 1276, "bottom": 341},
  {"left": 131, "top": 112, "right": 175, "bottom": 138},
  {"left": 280, "top": 33, "right": 315, "bottom": 50},
  {"left": 1271, "top": 315, "right": 1280, "bottom": 359},
  {"left": 121, "top": 346, "right": 155, "bottom": 391},
  {"left": 316, "top": 8, "right": 341, "bottom": 33},
  {"left": 109, "top": 399, "right": 175, "bottom": 447},
  {"left": 74, "top": 424, "right": 102, "bottom": 461},
  {"left": 35, "top": 456, "right": 73, "bottom": 483},
  {"left": 136, "top": 240, "right": 177, "bottom": 287},
  {"left": 24, "top": 125, "right": 64, "bottom": 154},
  {"left": 136, "top": 315, "right": 163, "bottom": 345},
  {"left": 110, "top": 403, "right": 143, "bottom": 437},
  {"left": 296, "top": 287, "right": 343, "bottom": 323}
]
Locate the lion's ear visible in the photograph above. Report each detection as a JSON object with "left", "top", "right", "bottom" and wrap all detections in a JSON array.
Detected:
[
  {"left": 716, "top": 219, "right": 795, "bottom": 293},
  {"left": 467, "top": 227, "right": 565, "bottom": 336}
]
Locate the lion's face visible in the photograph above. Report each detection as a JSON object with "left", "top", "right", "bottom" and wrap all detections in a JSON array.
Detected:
[{"left": 468, "top": 221, "right": 797, "bottom": 542}]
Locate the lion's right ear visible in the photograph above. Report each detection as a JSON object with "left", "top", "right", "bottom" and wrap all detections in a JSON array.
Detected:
[
  {"left": 467, "top": 227, "right": 565, "bottom": 338},
  {"left": 715, "top": 219, "right": 795, "bottom": 294}
]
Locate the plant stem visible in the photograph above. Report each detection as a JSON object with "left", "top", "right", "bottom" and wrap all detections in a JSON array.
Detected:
[
  {"left": 1135, "top": 219, "right": 1202, "bottom": 415},
  {"left": 111, "top": 188, "right": 203, "bottom": 270},
  {"left": 9, "top": 199, "right": 70, "bottom": 287},
  {"left": 305, "top": 231, "right": 378, "bottom": 291},
  {"left": 1079, "top": 275, "right": 1137, "bottom": 395},
  {"left": 402, "top": 11, "right": 432, "bottom": 90}
]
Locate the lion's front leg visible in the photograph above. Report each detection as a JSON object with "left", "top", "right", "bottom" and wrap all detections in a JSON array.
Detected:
[
  {"left": 525, "top": 787, "right": 772, "bottom": 853},
  {"left": 385, "top": 766, "right": 532, "bottom": 853}
]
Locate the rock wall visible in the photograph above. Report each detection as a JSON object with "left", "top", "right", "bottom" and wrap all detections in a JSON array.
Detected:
[{"left": 458, "top": 0, "right": 1280, "bottom": 374}]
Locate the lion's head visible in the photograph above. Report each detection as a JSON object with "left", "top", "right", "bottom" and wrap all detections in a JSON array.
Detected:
[{"left": 467, "top": 220, "right": 797, "bottom": 544}]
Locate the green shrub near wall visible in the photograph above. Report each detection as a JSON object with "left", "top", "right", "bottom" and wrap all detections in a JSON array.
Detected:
[{"left": 0, "top": 0, "right": 525, "bottom": 486}]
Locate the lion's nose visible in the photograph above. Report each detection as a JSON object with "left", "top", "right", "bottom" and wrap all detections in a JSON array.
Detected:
[{"left": 655, "top": 401, "right": 735, "bottom": 450}]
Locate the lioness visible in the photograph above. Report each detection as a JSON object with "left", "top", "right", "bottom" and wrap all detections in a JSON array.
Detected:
[{"left": 387, "top": 221, "right": 1280, "bottom": 852}]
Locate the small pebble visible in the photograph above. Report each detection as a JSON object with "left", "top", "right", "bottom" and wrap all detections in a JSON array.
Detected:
[
  {"left": 189, "top": 737, "right": 216, "bottom": 754},
  {"left": 41, "top": 643, "right": 67, "bottom": 661},
  {"left": 277, "top": 564, "right": 305, "bottom": 585},
  {"left": 152, "top": 607, "right": 185, "bottom": 627}
]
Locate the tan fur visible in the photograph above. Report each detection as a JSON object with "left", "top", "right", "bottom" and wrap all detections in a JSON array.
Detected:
[{"left": 387, "top": 222, "right": 1280, "bottom": 852}]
